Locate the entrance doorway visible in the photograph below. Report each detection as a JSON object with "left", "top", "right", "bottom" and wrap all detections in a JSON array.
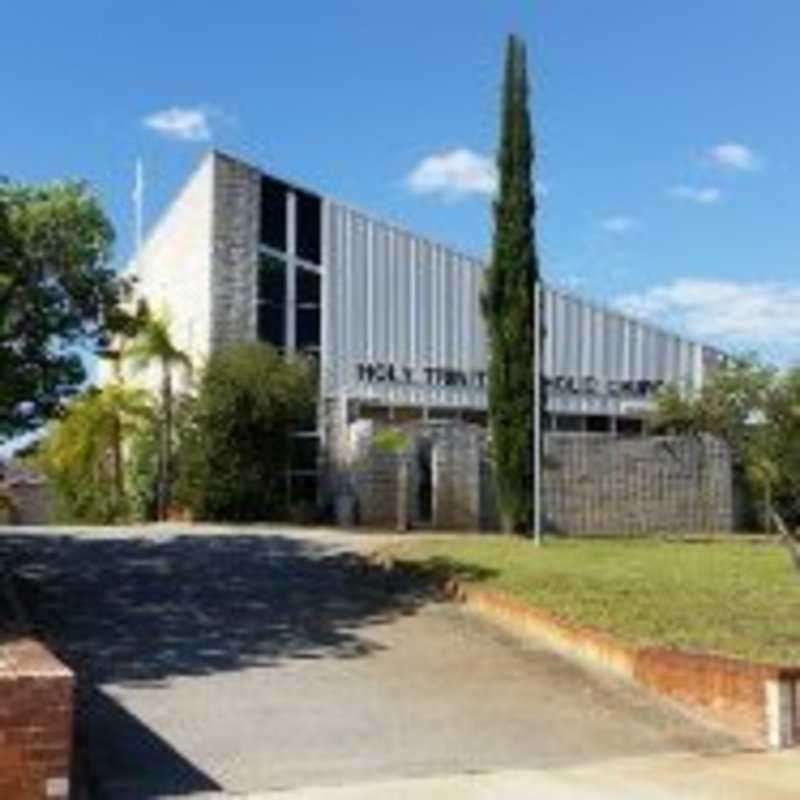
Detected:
[{"left": 417, "top": 439, "right": 432, "bottom": 524}]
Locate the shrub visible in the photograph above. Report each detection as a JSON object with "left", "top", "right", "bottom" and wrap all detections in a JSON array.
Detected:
[{"left": 175, "top": 342, "right": 316, "bottom": 521}]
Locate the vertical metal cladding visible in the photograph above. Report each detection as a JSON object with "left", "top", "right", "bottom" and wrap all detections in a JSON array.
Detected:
[
  {"left": 324, "top": 200, "right": 487, "bottom": 409},
  {"left": 542, "top": 285, "right": 715, "bottom": 416},
  {"left": 321, "top": 196, "right": 717, "bottom": 417}
]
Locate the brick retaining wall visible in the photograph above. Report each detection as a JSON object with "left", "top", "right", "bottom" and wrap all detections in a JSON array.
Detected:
[
  {"left": 0, "top": 637, "right": 73, "bottom": 799},
  {"left": 449, "top": 581, "right": 799, "bottom": 748}
]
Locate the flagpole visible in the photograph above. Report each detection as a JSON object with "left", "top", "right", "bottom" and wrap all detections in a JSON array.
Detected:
[
  {"left": 133, "top": 158, "right": 144, "bottom": 265},
  {"left": 534, "top": 279, "right": 543, "bottom": 547}
]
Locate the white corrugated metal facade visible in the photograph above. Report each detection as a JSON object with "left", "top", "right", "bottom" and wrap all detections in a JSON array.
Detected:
[
  {"left": 321, "top": 194, "right": 718, "bottom": 419},
  {"left": 323, "top": 200, "right": 488, "bottom": 410}
]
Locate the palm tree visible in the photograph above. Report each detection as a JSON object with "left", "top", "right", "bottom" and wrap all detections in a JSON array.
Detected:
[
  {"left": 125, "top": 311, "right": 191, "bottom": 520},
  {"left": 38, "top": 384, "right": 153, "bottom": 522},
  {"left": 102, "top": 382, "right": 156, "bottom": 510}
]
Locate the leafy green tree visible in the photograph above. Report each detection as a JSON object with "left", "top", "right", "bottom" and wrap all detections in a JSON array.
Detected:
[
  {"left": 481, "top": 34, "right": 542, "bottom": 534},
  {"left": 0, "top": 180, "right": 131, "bottom": 440},
  {"left": 125, "top": 412, "right": 161, "bottom": 522},
  {"left": 651, "top": 357, "right": 779, "bottom": 527},
  {"left": 125, "top": 309, "right": 191, "bottom": 520},
  {"left": 35, "top": 384, "right": 153, "bottom": 523},
  {"left": 754, "top": 368, "right": 800, "bottom": 526},
  {"left": 175, "top": 342, "right": 315, "bottom": 521},
  {"left": 651, "top": 358, "right": 774, "bottom": 451}
]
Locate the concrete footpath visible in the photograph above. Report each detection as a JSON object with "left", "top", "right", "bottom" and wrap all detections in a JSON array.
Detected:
[{"left": 245, "top": 750, "right": 800, "bottom": 799}]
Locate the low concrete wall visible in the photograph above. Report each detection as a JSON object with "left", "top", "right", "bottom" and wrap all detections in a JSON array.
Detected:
[
  {"left": 0, "top": 637, "right": 74, "bottom": 799},
  {"left": 449, "top": 581, "right": 798, "bottom": 748}
]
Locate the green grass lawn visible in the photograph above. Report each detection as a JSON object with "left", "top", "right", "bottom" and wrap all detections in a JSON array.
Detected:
[{"left": 385, "top": 536, "right": 800, "bottom": 664}]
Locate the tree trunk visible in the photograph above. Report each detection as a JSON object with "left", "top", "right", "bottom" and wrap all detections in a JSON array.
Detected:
[
  {"left": 764, "top": 484, "right": 772, "bottom": 533},
  {"left": 159, "top": 364, "right": 173, "bottom": 521},
  {"left": 772, "top": 511, "right": 800, "bottom": 574},
  {"left": 111, "top": 411, "right": 124, "bottom": 514}
]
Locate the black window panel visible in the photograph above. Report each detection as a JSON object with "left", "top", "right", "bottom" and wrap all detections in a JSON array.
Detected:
[
  {"left": 296, "top": 189, "right": 322, "bottom": 264},
  {"left": 291, "top": 436, "right": 319, "bottom": 472},
  {"left": 587, "top": 415, "right": 611, "bottom": 433},
  {"left": 462, "top": 410, "right": 488, "bottom": 427},
  {"left": 258, "top": 255, "right": 286, "bottom": 305},
  {"left": 257, "top": 303, "right": 285, "bottom": 347},
  {"left": 296, "top": 307, "right": 320, "bottom": 349},
  {"left": 260, "top": 176, "right": 288, "bottom": 251},
  {"left": 556, "top": 414, "right": 584, "bottom": 432},
  {"left": 296, "top": 267, "right": 321, "bottom": 305},
  {"left": 617, "top": 417, "right": 645, "bottom": 437}
]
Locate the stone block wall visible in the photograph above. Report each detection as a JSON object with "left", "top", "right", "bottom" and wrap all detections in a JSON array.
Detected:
[
  {"left": 324, "top": 415, "right": 735, "bottom": 535},
  {"left": 432, "top": 424, "right": 482, "bottom": 530},
  {"left": 0, "top": 638, "right": 74, "bottom": 800},
  {"left": 346, "top": 420, "right": 420, "bottom": 528},
  {"left": 328, "top": 415, "right": 486, "bottom": 530},
  {"left": 543, "top": 434, "right": 734, "bottom": 534},
  {"left": 6, "top": 484, "right": 52, "bottom": 526}
]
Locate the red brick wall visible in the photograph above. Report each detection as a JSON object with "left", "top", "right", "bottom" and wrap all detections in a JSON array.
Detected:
[
  {"left": 633, "top": 648, "right": 776, "bottom": 741},
  {"left": 450, "top": 581, "right": 800, "bottom": 747},
  {"left": 0, "top": 638, "right": 73, "bottom": 800}
]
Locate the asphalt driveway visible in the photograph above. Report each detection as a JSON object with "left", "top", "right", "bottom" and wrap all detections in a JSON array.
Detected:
[{"left": 0, "top": 525, "right": 737, "bottom": 798}]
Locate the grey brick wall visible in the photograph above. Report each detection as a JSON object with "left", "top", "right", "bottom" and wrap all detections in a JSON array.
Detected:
[{"left": 211, "top": 153, "right": 261, "bottom": 349}]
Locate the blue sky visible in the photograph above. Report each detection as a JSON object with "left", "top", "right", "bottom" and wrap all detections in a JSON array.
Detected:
[{"left": 3, "top": 1, "right": 800, "bottom": 363}]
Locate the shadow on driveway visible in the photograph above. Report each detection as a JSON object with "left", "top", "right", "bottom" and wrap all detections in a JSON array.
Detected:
[{"left": 0, "top": 530, "right": 494, "bottom": 796}]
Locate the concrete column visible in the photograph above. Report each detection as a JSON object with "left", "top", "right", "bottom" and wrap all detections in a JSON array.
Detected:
[{"left": 765, "top": 678, "right": 796, "bottom": 749}]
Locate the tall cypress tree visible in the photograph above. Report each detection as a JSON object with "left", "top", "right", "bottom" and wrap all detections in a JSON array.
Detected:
[{"left": 482, "top": 35, "right": 542, "bottom": 534}]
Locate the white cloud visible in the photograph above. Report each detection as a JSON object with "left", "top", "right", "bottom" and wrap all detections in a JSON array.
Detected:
[
  {"left": 670, "top": 185, "right": 722, "bottom": 205},
  {"left": 143, "top": 106, "right": 213, "bottom": 141},
  {"left": 708, "top": 142, "right": 759, "bottom": 171},
  {"left": 407, "top": 148, "right": 495, "bottom": 199},
  {"left": 406, "top": 148, "right": 549, "bottom": 201},
  {"left": 616, "top": 279, "right": 800, "bottom": 344},
  {"left": 599, "top": 216, "right": 637, "bottom": 234}
]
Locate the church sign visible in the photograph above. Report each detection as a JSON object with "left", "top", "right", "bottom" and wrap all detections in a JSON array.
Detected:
[{"left": 356, "top": 362, "right": 663, "bottom": 399}]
